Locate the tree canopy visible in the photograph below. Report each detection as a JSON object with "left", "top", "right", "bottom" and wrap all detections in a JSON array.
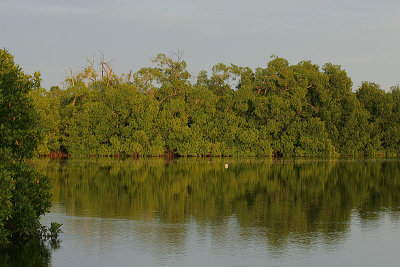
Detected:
[{"left": 29, "top": 53, "right": 400, "bottom": 158}]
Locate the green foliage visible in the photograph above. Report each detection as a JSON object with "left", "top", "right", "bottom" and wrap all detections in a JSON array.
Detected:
[
  {"left": 30, "top": 87, "right": 61, "bottom": 155},
  {"left": 0, "top": 50, "right": 40, "bottom": 160},
  {"left": 3, "top": 161, "right": 51, "bottom": 240},
  {"left": 357, "top": 82, "right": 399, "bottom": 154},
  {"left": 0, "top": 167, "right": 13, "bottom": 245},
  {"left": 31, "top": 53, "right": 400, "bottom": 158},
  {"left": 0, "top": 49, "right": 53, "bottom": 245}
]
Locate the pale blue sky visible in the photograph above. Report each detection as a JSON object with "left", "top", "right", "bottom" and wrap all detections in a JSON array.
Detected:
[{"left": 1, "top": 0, "right": 399, "bottom": 90}]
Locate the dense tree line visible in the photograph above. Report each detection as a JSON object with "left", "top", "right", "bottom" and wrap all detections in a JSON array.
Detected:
[{"left": 30, "top": 54, "right": 400, "bottom": 157}]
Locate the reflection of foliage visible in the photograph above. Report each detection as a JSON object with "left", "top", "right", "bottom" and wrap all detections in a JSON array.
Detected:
[
  {"left": 34, "top": 159, "right": 400, "bottom": 248},
  {"left": 0, "top": 237, "right": 60, "bottom": 267}
]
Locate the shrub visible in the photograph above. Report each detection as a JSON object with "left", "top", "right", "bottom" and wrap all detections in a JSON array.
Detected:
[{"left": 0, "top": 48, "right": 53, "bottom": 245}]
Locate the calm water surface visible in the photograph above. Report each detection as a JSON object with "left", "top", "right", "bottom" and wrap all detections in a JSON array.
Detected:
[{"left": 9, "top": 159, "right": 400, "bottom": 266}]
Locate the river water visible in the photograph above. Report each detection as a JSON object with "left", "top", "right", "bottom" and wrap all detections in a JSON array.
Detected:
[{"left": 8, "top": 159, "right": 400, "bottom": 266}]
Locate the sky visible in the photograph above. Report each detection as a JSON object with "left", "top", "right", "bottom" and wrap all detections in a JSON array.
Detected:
[{"left": 1, "top": 0, "right": 399, "bottom": 90}]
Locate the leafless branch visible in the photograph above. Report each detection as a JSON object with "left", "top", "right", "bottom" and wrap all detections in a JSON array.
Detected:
[
  {"left": 307, "top": 103, "right": 319, "bottom": 112},
  {"left": 128, "top": 70, "right": 132, "bottom": 83},
  {"left": 86, "top": 57, "right": 95, "bottom": 88},
  {"left": 70, "top": 68, "right": 75, "bottom": 86},
  {"left": 107, "top": 69, "right": 112, "bottom": 87},
  {"left": 174, "top": 50, "right": 184, "bottom": 62},
  {"left": 159, "top": 92, "right": 179, "bottom": 104}
]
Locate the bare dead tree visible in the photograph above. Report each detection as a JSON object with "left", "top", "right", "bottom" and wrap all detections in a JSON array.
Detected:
[
  {"left": 86, "top": 57, "right": 95, "bottom": 88},
  {"left": 101, "top": 61, "right": 112, "bottom": 87},
  {"left": 128, "top": 70, "right": 132, "bottom": 84},
  {"left": 107, "top": 68, "right": 112, "bottom": 87},
  {"left": 98, "top": 52, "right": 114, "bottom": 87},
  {"left": 162, "top": 50, "right": 185, "bottom": 79},
  {"left": 98, "top": 51, "right": 105, "bottom": 79},
  {"left": 98, "top": 51, "right": 114, "bottom": 79},
  {"left": 173, "top": 50, "right": 184, "bottom": 63},
  {"left": 70, "top": 68, "right": 75, "bottom": 86}
]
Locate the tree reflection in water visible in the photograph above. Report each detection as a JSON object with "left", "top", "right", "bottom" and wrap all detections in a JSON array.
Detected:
[
  {"left": 0, "top": 237, "right": 60, "bottom": 266},
  {"left": 33, "top": 158, "right": 400, "bottom": 253}
]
